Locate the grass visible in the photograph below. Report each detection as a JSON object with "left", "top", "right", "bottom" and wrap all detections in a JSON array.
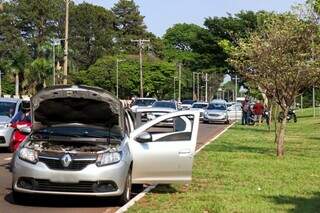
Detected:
[{"left": 128, "top": 108, "right": 320, "bottom": 213}]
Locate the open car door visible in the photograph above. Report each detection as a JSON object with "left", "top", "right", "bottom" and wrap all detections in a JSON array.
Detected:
[{"left": 129, "top": 111, "right": 200, "bottom": 184}]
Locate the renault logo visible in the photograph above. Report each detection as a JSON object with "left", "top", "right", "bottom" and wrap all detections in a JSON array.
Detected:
[{"left": 61, "top": 154, "right": 72, "bottom": 167}]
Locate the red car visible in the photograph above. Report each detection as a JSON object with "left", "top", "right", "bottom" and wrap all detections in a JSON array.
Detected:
[{"left": 9, "top": 121, "right": 32, "bottom": 152}]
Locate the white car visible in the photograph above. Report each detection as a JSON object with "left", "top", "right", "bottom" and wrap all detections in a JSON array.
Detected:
[
  {"left": 203, "top": 100, "right": 230, "bottom": 124},
  {"left": 130, "top": 98, "right": 157, "bottom": 111},
  {"left": 190, "top": 102, "right": 208, "bottom": 120},
  {"left": 227, "top": 103, "right": 242, "bottom": 121},
  {"left": 180, "top": 100, "right": 195, "bottom": 110},
  {"left": 11, "top": 85, "right": 200, "bottom": 204}
]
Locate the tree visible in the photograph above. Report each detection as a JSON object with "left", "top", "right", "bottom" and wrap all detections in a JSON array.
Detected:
[
  {"left": 12, "top": 0, "right": 65, "bottom": 58},
  {"left": 112, "top": 0, "right": 147, "bottom": 53},
  {"left": 69, "top": 3, "right": 117, "bottom": 70},
  {"left": 73, "top": 55, "right": 176, "bottom": 99},
  {"left": 229, "top": 14, "right": 320, "bottom": 157}
]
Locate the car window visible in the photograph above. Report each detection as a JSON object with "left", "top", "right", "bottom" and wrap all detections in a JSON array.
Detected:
[
  {"left": 144, "top": 115, "right": 194, "bottom": 142},
  {"left": 192, "top": 104, "right": 207, "bottom": 109},
  {"left": 133, "top": 99, "right": 156, "bottom": 106},
  {"left": 152, "top": 101, "right": 176, "bottom": 109},
  {"left": 208, "top": 103, "right": 226, "bottom": 110},
  {"left": 0, "top": 101, "right": 17, "bottom": 117}
]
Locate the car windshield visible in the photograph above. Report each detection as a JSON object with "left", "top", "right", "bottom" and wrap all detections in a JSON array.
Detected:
[
  {"left": 133, "top": 99, "right": 156, "bottom": 106},
  {"left": 192, "top": 104, "right": 207, "bottom": 109},
  {"left": 152, "top": 101, "right": 176, "bottom": 109},
  {"left": 0, "top": 101, "right": 16, "bottom": 117},
  {"left": 208, "top": 103, "right": 226, "bottom": 110},
  {"left": 182, "top": 100, "right": 194, "bottom": 105},
  {"left": 32, "top": 126, "right": 123, "bottom": 139}
]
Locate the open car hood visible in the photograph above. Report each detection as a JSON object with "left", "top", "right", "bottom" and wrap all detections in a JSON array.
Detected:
[{"left": 31, "top": 85, "right": 124, "bottom": 130}]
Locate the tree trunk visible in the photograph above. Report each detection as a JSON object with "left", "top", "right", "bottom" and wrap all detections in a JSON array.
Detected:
[{"left": 275, "top": 107, "right": 288, "bottom": 157}]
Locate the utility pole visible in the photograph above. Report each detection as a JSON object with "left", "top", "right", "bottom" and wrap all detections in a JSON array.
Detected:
[
  {"left": 197, "top": 73, "right": 200, "bottom": 101},
  {"left": 313, "top": 86, "right": 316, "bottom": 118},
  {"left": 173, "top": 77, "right": 177, "bottom": 100},
  {"left": 131, "top": 39, "right": 150, "bottom": 98},
  {"left": 63, "top": 0, "right": 71, "bottom": 85},
  {"left": 192, "top": 72, "right": 196, "bottom": 100},
  {"left": 178, "top": 63, "right": 182, "bottom": 103},
  {"left": 52, "top": 39, "right": 61, "bottom": 86},
  {"left": 116, "top": 59, "right": 125, "bottom": 98},
  {"left": 205, "top": 73, "right": 208, "bottom": 102},
  {"left": 0, "top": 71, "right": 2, "bottom": 97}
]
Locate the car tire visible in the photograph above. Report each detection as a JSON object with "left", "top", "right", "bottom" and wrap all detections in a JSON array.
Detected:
[
  {"left": 118, "top": 169, "right": 132, "bottom": 205},
  {"left": 132, "top": 184, "right": 144, "bottom": 193}
]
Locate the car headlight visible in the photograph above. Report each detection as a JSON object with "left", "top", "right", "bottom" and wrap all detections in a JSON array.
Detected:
[
  {"left": 0, "top": 123, "right": 10, "bottom": 128},
  {"left": 96, "top": 152, "right": 122, "bottom": 167},
  {"left": 204, "top": 112, "right": 208, "bottom": 117},
  {"left": 19, "top": 148, "right": 38, "bottom": 164}
]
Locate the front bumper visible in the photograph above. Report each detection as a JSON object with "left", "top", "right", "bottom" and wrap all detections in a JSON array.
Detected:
[
  {"left": 0, "top": 127, "right": 14, "bottom": 147},
  {"left": 12, "top": 156, "right": 130, "bottom": 197},
  {"left": 203, "top": 115, "right": 228, "bottom": 123}
]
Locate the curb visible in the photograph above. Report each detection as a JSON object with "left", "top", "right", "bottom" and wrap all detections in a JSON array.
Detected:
[{"left": 114, "top": 122, "right": 235, "bottom": 213}]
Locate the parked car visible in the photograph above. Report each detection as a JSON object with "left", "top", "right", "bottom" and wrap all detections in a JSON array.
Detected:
[
  {"left": 10, "top": 121, "right": 32, "bottom": 152},
  {"left": 227, "top": 102, "right": 242, "bottom": 121},
  {"left": 11, "top": 85, "right": 200, "bottom": 205},
  {"left": 0, "top": 98, "right": 28, "bottom": 150},
  {"left": 130, "top": 98, "right": 157, "bottom": 111},
  {"left": 203, "top": 100, "right": 230, "bottom": 124},
  {"left": 145, "top": 100, "right": 178, "bottom": 121},
  {"left": 190, "top": 102, "right": 208, "bottom": 120},
  {"left": 180, "top": 100, "right": 195, "bottom": 110}
]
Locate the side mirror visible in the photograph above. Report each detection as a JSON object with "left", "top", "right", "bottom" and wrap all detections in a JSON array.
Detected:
[{"left": 136, "top": 132, "right": 152, "bottom": 143}]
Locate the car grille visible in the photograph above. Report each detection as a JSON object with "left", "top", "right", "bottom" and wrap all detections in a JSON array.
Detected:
[
  {"left": 209, "top": 114, "right": 220, "bottom": 117},
  {"left": 39, "top": 156, "right": 96, "bottom": 171},
  {"left": 17, "top": 178, "right": 118, "bottom": 193}
]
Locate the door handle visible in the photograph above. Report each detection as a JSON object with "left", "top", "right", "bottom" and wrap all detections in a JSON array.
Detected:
[{"left": 178, "top": 150, "right": 192, "bottom": 157}]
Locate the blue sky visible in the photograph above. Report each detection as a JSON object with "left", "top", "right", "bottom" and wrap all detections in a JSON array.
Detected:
[{"left": 75, "top": 0, "right": 306, "bottom": 37}]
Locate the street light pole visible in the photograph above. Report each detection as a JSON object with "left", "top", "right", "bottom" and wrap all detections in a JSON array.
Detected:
[
  {"left": 173, "top": 77, "right": 177, "bottom": 100},
  {"left": 178, "top": 63, "right": 182, "bottom": 103},
  {"left": 131, "top": 39, "right": 150, "bottom": 98},
  {"left": 192, "top": 72, "right": 195, "bottom": 100},
  {"left": 197, "top": 73, "right": 200, "bottom": 101},
  {"left": 205, "top": 73, "right": 208, "bottom": 102},
  {"left": 63, "top": 0, "right": 71, "bottom": 85},
  {"left": 116, "top": 59, "right": 125, "bottom": 98}
]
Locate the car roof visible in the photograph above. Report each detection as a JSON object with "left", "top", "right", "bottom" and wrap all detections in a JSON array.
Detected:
[
  {"left": 135, "top": 98, "right": 157, "bottom": 100},
  {"left": 193, "top": 102, "right": 208, "bottom": 105},
  {"left": 0, "top": 98, "right": 21, "bottom": 103},
  {"left": 210, "top": 99, "right": 227, "bottom": 104}
]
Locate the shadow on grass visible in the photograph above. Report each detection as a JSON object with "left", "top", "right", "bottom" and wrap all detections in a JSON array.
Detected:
[
  {"left": 236, "top": 126, "right": 274, "bottom": 133},
  {"left": 151, "top": 184, "right": 178, "bottom": 194},
  {"left": 268, "top": 193, "right": 320, "bottom": 213},
  {"left": 210, "top": 143, "right": 274, "bottom": 155}
]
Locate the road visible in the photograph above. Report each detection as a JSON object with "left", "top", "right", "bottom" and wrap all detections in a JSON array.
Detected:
[{"left": 0, "top": 123, "right": 229, "bottom": 213}]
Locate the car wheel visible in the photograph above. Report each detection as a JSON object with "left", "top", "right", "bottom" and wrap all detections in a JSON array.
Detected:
[{"left": 118, "top": 169, "right": 132, "bottom": 205}]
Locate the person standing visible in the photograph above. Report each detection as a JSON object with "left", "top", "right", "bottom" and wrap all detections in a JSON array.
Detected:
[
  {"left": 241, "top": 97, "right": 250, "bottom": 125},
  {"left": 253, "top": 100, "right": 264, "bottom": 125}
]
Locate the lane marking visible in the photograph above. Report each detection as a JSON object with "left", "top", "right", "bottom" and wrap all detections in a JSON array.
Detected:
[{"left": 114, "top": 122, "right": 235, "bottom": 213}]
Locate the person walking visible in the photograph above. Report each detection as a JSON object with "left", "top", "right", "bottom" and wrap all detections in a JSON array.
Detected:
[
  {"left": 241, "top": 97, "right": 250, "bottom": 125},
  {"left": 253, "top": 100, "right": 264, "bottom": 125}
]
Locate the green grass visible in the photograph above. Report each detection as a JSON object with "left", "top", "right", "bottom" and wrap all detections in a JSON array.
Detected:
[{"left": 129, "top": 108, "right": 320, "bottom": 213}]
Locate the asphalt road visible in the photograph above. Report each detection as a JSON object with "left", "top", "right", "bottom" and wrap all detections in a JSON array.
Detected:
[{"left": 0, "top": 123, "right": 229, "bottom": 213}]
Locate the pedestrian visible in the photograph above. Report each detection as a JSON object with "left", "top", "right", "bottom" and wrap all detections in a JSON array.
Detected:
[
  {"left": 241, "top": 97, "right": 250, "bottom": 125},
  {"left": 253, "top": 100, "right": 264, "bottom": 125}
]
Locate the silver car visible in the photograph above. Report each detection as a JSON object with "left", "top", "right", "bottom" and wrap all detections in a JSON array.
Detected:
[
  {"left": 11, "top": 85, "right": 200, "bottom": 204},
  {"left": 203, "top": 100, "right": 230, "bottom": 124},
  {"left": 0, "top": 98, "right": 26, "bottom": 149}
]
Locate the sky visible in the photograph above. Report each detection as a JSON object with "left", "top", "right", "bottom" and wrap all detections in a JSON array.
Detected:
[{"left": 74, "top": 0, "right": 306, "bottom": 37}]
